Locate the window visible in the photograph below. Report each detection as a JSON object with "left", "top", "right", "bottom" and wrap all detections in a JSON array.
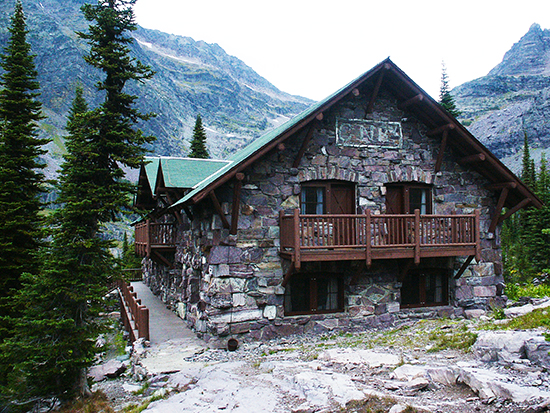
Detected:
[
  {"left": 300, "top": 181, "right": 355, "bottom": 215},
  {"left": 284, "top": 274, "right": 344, "bottom": 315},
  {"left": 385, "top": 183, "right": 432, "bottom": 214},
  {"left": 301, "top": 187, "right": 325, "bottom": 214},
  {"left": 401, "top": 269, "right": 448, "bottom": 307}
]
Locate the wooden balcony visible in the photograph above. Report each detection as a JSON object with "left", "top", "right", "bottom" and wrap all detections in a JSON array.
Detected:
[
  {"left": 279, "top": 209, "right": 480, "bottom": 269},
  {"left": 134, "top": 220, "right": 176, "bottom": 264}
]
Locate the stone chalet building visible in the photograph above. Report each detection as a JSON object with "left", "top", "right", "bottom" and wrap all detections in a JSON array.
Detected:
[{"left": 134, "top": 59, "right": 542, "bottom": 344}]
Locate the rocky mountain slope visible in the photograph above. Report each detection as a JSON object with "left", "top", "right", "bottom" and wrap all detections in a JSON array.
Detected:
[
  {"left": 0, "top": 0, "right": 312, "bottom": 176},
  {"left": 454, "top": 23, "right": 550, "bottom": 173}
]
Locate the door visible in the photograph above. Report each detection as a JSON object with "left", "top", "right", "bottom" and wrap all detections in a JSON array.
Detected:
[{"left": 328, "top": 183, "right": 355, "bottom": 246}]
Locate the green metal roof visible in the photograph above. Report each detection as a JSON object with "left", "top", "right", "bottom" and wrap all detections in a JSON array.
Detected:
[
  {"left": 143, "top": 157, "right": 160, "bottom": 194},
  {"left": 158, "top": 157, "right": 232, "bottom": 190}
]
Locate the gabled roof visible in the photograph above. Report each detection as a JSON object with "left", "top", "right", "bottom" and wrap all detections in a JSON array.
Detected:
[
  {"left": 170, "top": 58, "right": 542, "bottom": 210},
  {"left": 154, "top": 157, "right": 232, "bottom": 191}
]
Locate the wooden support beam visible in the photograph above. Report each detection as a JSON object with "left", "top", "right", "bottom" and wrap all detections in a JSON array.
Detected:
[
  {"left": 151, "top": 250, "right": 173, "bottom": 268},
  {"left": 293, "top": 209, "right": 301, "bottom": 270},
  {"left": 365, "top": 209, "right": 372, "bottom": 268},
  {"left": 316, "top": 112, "right": 324, "bottom": 121},
  {"left": 489, "top": 187, "right": 509, "bottom": 234},
  {"left": 434, "top": 128, "right": 448, "bottom": 173},
  {"left": 366, "top": 69, "right": 385, "bottom": 115},
  {"left": 459, "top": 153, "right": 486, "bottom": 164},
  {"left": 486, "top": 182, "right": 517, "bottom": 191},
  {"left": 292, "top": 123, "right": 316, "bottom": 168},
  {"left": 475, "top": 209, "right": 481, "bottom": 262},
  {"left": 414, "top": 209, "right": 421, "bottom": 265},
  {"left": 182, "top": 206, "right": 193, "bottom": 221},
  {"left": 209, "top": 191, "right": 230, "bottom": 229},
  {"left": 281, "top": 261, "right": 296, "bottom": 288},
  {"left": 398, "top": 93, "right": 424, "bottom": 110},
  {"left": 230, "top": 174, "right": 244, "bottom": 235},
  {"left": 352, "top": 88, "right": 360, "bottom": 97},
  {"left": 454, "top": 255, "right": 475, "bottom": 279},
  {"left": 277, "top": 143, "right": 285, "bottom": 151},
  {"left": 499, "top": 198, "right": 532, "bottom": 223},
  {"left": 427, "top": 123, "right": 455, "bottom": 136}
]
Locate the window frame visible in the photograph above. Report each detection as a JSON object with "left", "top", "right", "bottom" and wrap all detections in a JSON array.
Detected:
[
  {"left": 300, "top": 180, "right": 356, "bottom": 215},
  {"left": 284, "top": 273, "right": 345, "bottom": 316},
  {"left": 385, "top": 182, "right": 433, "bottom": 214},
  {"left": 400, "top": 269, "right": 449, "bottom": 308}
]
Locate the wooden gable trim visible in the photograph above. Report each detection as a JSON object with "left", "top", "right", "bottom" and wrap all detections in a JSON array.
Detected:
[
  {"left": 459, "top": 153, "right": 486, "bottom": 164},
  {"left": 230, "top": 173, "right": 244, "bottom": 235},
  {"left": 489, "top": 187, "right": 509, "bottom": 233},
  {"left": 486, "top": 182, "right": 517, "bottom": 190},
  {"left": 292, "top": 122, "right": 317, "bottom": 168},
  {"left": 366, "top": 64, "right": 389, "bottom": 115},
  {"left": 434, "top": 128, "right": 449, "bottom": 173},
  {"left": 398, "top": 93, "right": 424, "bottom": 110},
  {"left": 209, "top": 191, "right": 230, "bottom": 229}
]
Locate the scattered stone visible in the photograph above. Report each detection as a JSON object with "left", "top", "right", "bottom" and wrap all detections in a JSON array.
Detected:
[{"left": 88, "top": 359, "right": 127, "bottom": 382}]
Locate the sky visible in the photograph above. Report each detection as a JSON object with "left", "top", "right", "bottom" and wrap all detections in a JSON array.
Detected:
[{"left": 134, "top": 1, "right": 550, "bottom": 101}]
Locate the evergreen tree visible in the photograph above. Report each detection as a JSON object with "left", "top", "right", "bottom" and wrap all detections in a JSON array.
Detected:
[
  {"left": 189, "top": 114, "right": 209, "bottom": 158},
  {"left": 0, "top": 0, "right": 155, "bottom": 403},
  {"left": 439, "top": 62, "right": 461, "bottom": 118},
  {"left": 0, "top": 0, "right": 48, "bottom": 340}
]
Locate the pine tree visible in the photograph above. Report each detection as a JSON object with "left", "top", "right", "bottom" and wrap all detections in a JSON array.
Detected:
[
  {"left": 439, "top": 62, "right": 461, "bottom": 118},
  {"left": 0, "top": 0, "right": 155, "bottom": 402},
  {"left": 189, "top": 114, "right": 209, "bottom": 158},
  {"left": 0, "top": 0, "right": 48, "bottom": 339}
]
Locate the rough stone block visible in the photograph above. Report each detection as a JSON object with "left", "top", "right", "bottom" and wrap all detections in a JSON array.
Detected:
[
  {"left": 473, "top": 285, "right": 497, "bottom": 297},
  {"left": 386, "top": 302, "right": 400, "bottom": 313},
  {"left": 263, "top": 305, "right": 277, "bottom": 320},
  {"left": 232, "top": 293, "right": 246, "bottom": 307}
]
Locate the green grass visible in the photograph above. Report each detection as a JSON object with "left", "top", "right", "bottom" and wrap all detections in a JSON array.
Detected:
[
  {"left": 427, "top": 324, "right": 478, "bottom": 353},
  {"left": 505, "top": 283, "right": 550, "bottom": 301},
  {"left": 482, "top": 307, "right": 550, "bottom": 331},
  {"left": 342, "top": 395, "right": 423, "bottom": 412}
]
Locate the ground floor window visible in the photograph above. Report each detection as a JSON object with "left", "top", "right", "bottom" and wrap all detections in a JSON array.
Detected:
[
  {"left": 401, "top": 269, "right": 449, "bottom": 307},
  {"left": 284, "top": 274, "right": 344, "bottom": 315}
]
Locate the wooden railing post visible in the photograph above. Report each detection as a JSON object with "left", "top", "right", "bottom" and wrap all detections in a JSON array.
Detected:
[
  {"left": 145, "top": 220, "right": 151, "bottom": 257},
  {"left": 365, "top": 209, "right": 372, "bottom": 268},
  {"left": 140, "top": 307, "right": 149, "bottom": 340},
  {"left": 414, "top": 209, "right": 421, "bottom": 264},
  {"left": 475, "top": 209, "right": 481, "bottom": 262},
  {"left": 293, "top": 208, "right": 301, "bottom": 270}
]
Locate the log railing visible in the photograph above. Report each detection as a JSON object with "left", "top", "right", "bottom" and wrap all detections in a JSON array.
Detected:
[
  {"left": 117, "top": 279, "right": 149, "bottom": 342},
  {"left": 134, "top": 220, "right": 177, "bottom": 257},
  {"left": 280, "top": 209, "right": 480, "bottom": 268}
]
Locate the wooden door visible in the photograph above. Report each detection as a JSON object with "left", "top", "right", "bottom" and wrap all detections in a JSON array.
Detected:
[{"left": 328, "top": 183, "right": 355, "bottom": 246}]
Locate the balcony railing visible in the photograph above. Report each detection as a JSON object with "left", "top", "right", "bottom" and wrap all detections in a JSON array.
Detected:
[
  {"left": 134, "top": 220, "right": 177, "bottom": 257},
  {"left": 280, "top": 209, "right": 480, "bottom": 268}
]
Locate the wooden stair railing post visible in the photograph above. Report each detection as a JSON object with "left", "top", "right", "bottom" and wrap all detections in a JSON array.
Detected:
[
  {"left": 140, "top": 307, "right": 149, "bottom": 340},
  {"left": 414, "top": 209, "right": 421, "bottom": 265},
  {"left": 365, "top": 209, "right": 372, "bottom": 268},
  {"left": 293, "top": 209, "right": 301, "bottom": 270},
  {"left": 146, "top": 220, "right": 151, "bottom": 257},
  {"left": 475, "top": 209, "right": 481, "bottom": 262}
]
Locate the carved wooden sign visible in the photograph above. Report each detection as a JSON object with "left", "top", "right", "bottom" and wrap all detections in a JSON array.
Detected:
[{"left": 336, "top": 119, "right": 403, "bottom": 149}]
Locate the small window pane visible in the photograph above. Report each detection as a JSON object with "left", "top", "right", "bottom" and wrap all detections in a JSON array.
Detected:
[
  {"left": 301, "top": 187, "right": 324, "bottom": 214},
  {"left": 284, "top": 276, "right": 310, "bottom": 313},
  {"left": 409, "top": 188, "right": 430, "bottom": 214},
  {"left": 317, "top": 277, "right": 339, "bottom": 311}
]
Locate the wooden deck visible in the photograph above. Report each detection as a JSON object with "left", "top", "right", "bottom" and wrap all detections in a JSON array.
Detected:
[
  {"left": 279, "top": 209, "right": 480, "bottom": 269},
  {"left": 134, "top": 220, "right": 176, "bottom": 263}
]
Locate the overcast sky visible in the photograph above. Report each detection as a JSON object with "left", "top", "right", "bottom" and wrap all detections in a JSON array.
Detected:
[{"left": 134, "top": 1, "right": 550, "bottom": 101}]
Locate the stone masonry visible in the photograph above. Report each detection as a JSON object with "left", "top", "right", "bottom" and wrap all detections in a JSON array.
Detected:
[{"left": 143, "top": 87, "right": 504, "bottom": 345}]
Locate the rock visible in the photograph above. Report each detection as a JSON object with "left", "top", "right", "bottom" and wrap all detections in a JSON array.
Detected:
[
  {"left": 88, "top": 359, "right": 127, "bottom": 382},
  {"left": 389, "top": 404, "right": 408, "bottom": 413},
  {"left": 525, "top": 336, "right": 550, "bottom": 369},
  {"left": 473, "top": 330, "right": 537, "bottom": 363},
  {"left": 391, "top": 364, "right": 426, "bottom": 381},
  {"left": 406, "top": 377, "right": 429, "bottom": 392},
  {"left": 319, "top": 348, "right": 400, "bottom": 367}
]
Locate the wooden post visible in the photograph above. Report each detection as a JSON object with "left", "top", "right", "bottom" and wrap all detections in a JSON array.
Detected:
[
  {"left": 209, "top": 191, "right": 230, "bottom": 229},
  {"left": 365, "top": 209, "right": 372, "bottom": 268},
  {"left": 475, "top": 209, "right": 481, "bottom": 262},
  {"left": 414, "top": 209, "right": 421, "bottom": 265},
  {"left": 293, "top": 208, "right": 301, "bottom": 270},
  {"left": 140, "top": 307, "right": 150, "bottom": 341},
  {"left": 434, "top": 129, "right": 448, "bottom": 173},
  {"left": 145, "top": 220, "right": 151, "bottom": 257},
  {"left": 230, "top": 173, "right": 244, "bottom": 235}
]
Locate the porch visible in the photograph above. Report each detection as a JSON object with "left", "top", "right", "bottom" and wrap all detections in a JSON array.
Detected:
[
  {"left": 279, "top": 209, "right": 480, "bottom": 269},
  {"left": 134, "top": 220, "right": 177, "bottom": 266}
]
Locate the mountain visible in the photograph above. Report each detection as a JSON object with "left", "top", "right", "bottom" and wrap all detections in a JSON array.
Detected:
[
  {"left": 0, "top": 0, "right": 313, "bottom": 177},
  {"left": 453, "top": 23, "right": 550, "bottom": 172}
]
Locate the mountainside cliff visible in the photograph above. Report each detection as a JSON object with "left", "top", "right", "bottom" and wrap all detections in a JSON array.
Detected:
[
  {"left": 0, "top": 0, "right": 312, "bottom": 176},
  {"left": 454, "top": 24, "right": 550, "bottom": 172}
]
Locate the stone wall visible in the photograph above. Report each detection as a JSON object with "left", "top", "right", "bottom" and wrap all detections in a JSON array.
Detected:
[{"left": 143, "top": 88, "right": 505, "bottom": 344}]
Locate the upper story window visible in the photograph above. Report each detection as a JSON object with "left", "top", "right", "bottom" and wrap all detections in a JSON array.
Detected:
[
  {"left": 300, "top": 180, "right": 356, "bottom": 215},
  {"left": 385, "top": 183, "right": 432, "bottom": 214}
]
